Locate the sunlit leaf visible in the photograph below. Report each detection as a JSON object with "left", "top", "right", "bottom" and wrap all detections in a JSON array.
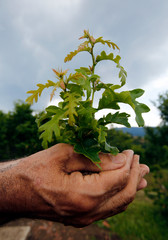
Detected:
[
  {"left": 26, "top": 80, "right": 56, "bottom": 104},
  {"left": 63, "top": 92, "right": 81, "bottom": 125},
  {"left": 95, "top": 37, "right": 120, "bottom": 50},
  {"left": 98, "top": 125, "right": 108, "bottom": 143},
  {"left": 96, "top": 51, "right": 114, "bottom": 63},
  {"left": 39, "top": 109, "right": 65, "bottom": 148},
  {"left": 64, "top": 41, "right": 91, "bottom": 62}
]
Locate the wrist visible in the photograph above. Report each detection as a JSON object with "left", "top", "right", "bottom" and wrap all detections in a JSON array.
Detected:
[
  {"left": 0, "top": 159, "right": 23, "bottom": 213},
  {"left": 0, "top": 159, "right": 23, "bottom": 224},
  {"left": 0, "top": 157, "right": 41, "bottom": 217},
  {"left": 0, "top": 153, "right": 59, "bottom": 222}
]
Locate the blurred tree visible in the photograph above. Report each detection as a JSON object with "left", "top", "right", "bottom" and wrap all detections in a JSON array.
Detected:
[
  {"left": 144, "top": 91, "right": 168, "bottom": 169},
  {"left": 144, "top": 92, "right": 168, "bottom": 219},
  {"left": 107, "top": 128, "right": 145, "bottom": 161},
  {"left": 156, "top": 91, "right": 168, "bottom": 125},
  {"left": 0, "top": 111, "right": 8, "bottom": 160},
  {"left": 145, "top": 126, "right": 168, "bottom": 168},
  {"left": 0, "top": 101, "right": 42, "bottom": 162}
]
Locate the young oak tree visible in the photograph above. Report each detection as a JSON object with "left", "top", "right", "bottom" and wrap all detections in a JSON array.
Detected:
[{"left": 26, "top": 30, "right": 150, "bottom": 167}]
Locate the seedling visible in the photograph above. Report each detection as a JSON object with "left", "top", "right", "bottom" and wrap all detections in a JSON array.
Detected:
[{"left": 26, "top": 30, "right": 150, "bottom": 167}]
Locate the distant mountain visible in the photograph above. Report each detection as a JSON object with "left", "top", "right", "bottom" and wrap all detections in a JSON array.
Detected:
[{"left": 116, "top": 127, "right": 145, "bottom": 137}]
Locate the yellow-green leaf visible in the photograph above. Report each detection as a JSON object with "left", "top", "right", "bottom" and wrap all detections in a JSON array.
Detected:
[
  {"left": 64, "top": 42, "right": 91, "bottom": 62},
  {"left": 26, "top": 80, "right": 56, "bottom": 104},
  {"left": 63, "top": 92, "right": 81, "bottom": 125}
]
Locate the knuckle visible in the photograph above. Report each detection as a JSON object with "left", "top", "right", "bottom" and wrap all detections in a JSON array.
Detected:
[
  {"left": 125, "top": 190, "right": 136, "bottom": 204},
  {"left": 121, "top": 169, "right": 130, "bottom": 185},
  {"left": 75, "top": 195, "right": 97, "bottom": 212},
  {"left": 121, "top": 189, "right": 136, "bottom": 205}
]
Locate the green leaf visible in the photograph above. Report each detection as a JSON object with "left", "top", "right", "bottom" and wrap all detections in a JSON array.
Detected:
[
  {"left": 96, "top": 51, "right": 114, "bottom": 63},
  {"left": 77, "top": 100, "right": 97, "bottom": 117},
  {"left": 66, "top": 72, "right": 85, "bottom": 83},
  {"left": 67, "top": 83, "right": 84, "bottom": 96},
  {"left": 46, "top": 105, "right": 60, "bottom": 114},
  {"left": 70, "top": 75, "right": 91, "bottom": 99},
  {"left": 75, "top": 67, "right": 91, "bottom": 76},
  {"left": 95, "top": 37, "right": 120, "bottom": 50},
  {"left": 104, "top": 141, "right": 119, "bottom": 155},
  {"left": 95, "top": 83, "right": 113, "bottom": 91},
  {"left": 99, "top": 88, "right": 150, "bottom": 127},
  {"left": 98, "top": 125, "right": 108, "bottom": 143},
  {"left": 110, "top": 84, "right": 122, "bottom": 90},
  {"left": 64, "top": 92, "right": 81, "bottom": 125},
  {"left": 130, "top": 89, "right": 145, "bottom": 99},
  {"left": 114, "top": 55, "right": 121, "bottom": 64},
  {"left": 117, "top": 65, "right": 127, "bottom": 86},
  {"left": 98, "top": 88, "right": 120, "bottom": 110},
  {"left": 26, "top": 80, "right": 56, "bottom": 104},
  {"left": 134, "top": 102, "right": 150, "bottom": 126},
  {"left": 88, "top": 74, "right": 100, "bottom": 83},
  {"left": 98, "top": 89, "right": 134, "bottom": 110},
  {"left": 36, "top": 106, "right": 60, "bottom": 128},
  {"left": 64, "top": 41, "right": 91, "bottom": 62},
  {"left": 36, "top": 112, "right": 52, "bottom": 128},
  {"left": 130, "top": 89, "right": 150, "bottom": 126},
  {"left": 74, "top": 138, "right": 101, "bottom": 166},
  {"left": 98, "top": 112, "right": 131, "bottom": 128},
  {"left": 39, "top": 109, "right": 65, "bottom": 148}
]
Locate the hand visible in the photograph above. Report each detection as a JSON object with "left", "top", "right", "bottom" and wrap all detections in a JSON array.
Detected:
[{"left": 0, "top": 143, "right": 149, "bottom": 227}]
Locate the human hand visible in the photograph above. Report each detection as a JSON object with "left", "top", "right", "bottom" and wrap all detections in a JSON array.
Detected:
[{"left": 0, "top": 143, "right": 149, "bottom": 227}]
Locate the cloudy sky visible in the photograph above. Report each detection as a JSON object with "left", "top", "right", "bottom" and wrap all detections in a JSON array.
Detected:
[{"left": 0, "top": 0, "right": 168, "bottom": 127}]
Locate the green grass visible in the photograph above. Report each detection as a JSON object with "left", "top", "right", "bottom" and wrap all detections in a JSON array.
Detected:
[{"left": 96, "top": 191, "right": 168, "bottom": 240}]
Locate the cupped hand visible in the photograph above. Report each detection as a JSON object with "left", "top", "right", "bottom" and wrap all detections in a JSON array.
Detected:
[{"left": 12, "top": 143, "right": 149, "bottom": 227}]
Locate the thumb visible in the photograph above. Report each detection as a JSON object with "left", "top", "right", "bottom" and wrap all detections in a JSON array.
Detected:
[
  {"left": 99, "top": 152, "right": 126, "bottom": 171},
  {"left": 66, "top": 152, "right": 126, "bottom": 173}
]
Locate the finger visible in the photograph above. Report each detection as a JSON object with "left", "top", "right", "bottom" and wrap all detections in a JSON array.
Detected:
[
  {"left": 121, "top": 149, "right": 134, "bottom": 171},
  {"left": 65, "top": 151, "right": 127, "bottom": 173},
  {"left": 137, "top": 164, "right": 149, "bottom": 190},
  {"left": 67, "top": 151, "right": 135, "bottom": 197},
  {"left": 137, "top": 178, "right": 147, "bottom": 190},
  {"left": 121, "top": 154, "right": 142, "bottom": 197},
  {"left": 94, "top": 155, "right": 141, "bottom": 219},
  {"left": 99, "top": 152, "right": 127, "bottom": 170},
  {"left": 140, "top": 164, "right": 150, "bottom": 174},
  {"left": 69, "top": 164, "right": 130, "bottom": 201}
]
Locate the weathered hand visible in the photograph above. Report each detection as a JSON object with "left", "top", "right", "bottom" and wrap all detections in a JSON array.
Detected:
[{"left": 0, "top": 143, "right": 149, "bottom": 227}]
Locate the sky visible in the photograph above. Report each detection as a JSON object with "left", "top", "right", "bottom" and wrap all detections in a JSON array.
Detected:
[{"left": 0, "top": 0, "right": 168, "bottom": 127}]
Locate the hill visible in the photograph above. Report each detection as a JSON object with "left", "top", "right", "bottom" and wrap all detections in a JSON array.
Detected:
[{"left": 116, "top": 127, "right": 145, "bottom": 137}]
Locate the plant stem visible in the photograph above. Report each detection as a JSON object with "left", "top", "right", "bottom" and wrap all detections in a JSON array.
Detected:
[
  {"left": 90, "top": 46, "right": 96, "bottom": 74},
  {"left": 90, "top": 45, "right": 96, "bottom": 107}
]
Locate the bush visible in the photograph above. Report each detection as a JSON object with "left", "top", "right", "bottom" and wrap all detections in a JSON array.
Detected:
[{"left": 145, "top": 169, "right": 168, "bottom": 220}]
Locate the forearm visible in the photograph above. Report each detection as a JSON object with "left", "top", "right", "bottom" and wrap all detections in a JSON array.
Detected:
[
  {"left": 0, "top": 159, "right": 22, "bottom": 224},
  {"left": 0, "top": 155, "right": 57, "bottom": 225},
  {"left": 0, "top": 157, "right": 38, "bottom": 224}
]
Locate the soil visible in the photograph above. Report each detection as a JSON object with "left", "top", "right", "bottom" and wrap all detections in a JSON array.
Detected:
[{"left": 4, "top": 218, "right": 122, "bottom": 240}]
